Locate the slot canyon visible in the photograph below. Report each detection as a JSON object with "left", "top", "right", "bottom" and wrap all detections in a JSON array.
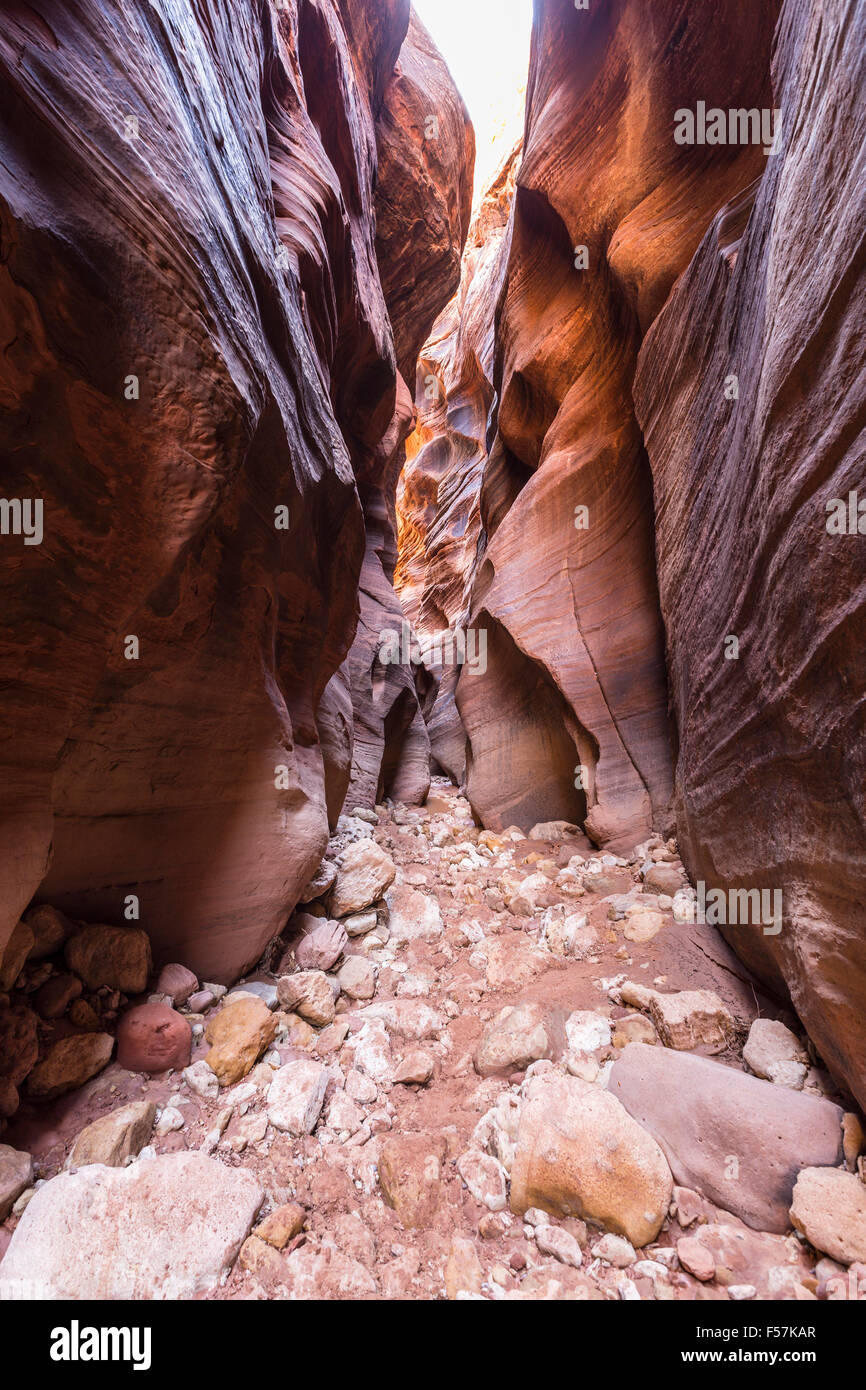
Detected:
[{"left": 0, "top": 0, "right": 864, "bottom": 1313}]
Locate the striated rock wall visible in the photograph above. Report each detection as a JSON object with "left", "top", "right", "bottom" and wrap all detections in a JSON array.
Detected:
[
  {"left": 463, "top": 0, "right": 782, "bottom": 848},
  {"left": 343, "top": 9, "right": 473, "bottom": 810},
  {"left": 0, "top": 0, "right": 469, "bottom": 981},
  {"left": 634, "top": 0, "right": 866, "bottom": 1109},
  {"left": 400, "top": 0, "right": 779, "bottom": 848},
  {"left": 395, "top": 146, "right": 518, "bottom": 783}
]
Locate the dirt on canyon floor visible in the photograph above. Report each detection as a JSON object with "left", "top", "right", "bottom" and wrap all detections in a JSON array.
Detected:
[{"left": 1, "top": 779, "right": 863, "bottom": 1302}]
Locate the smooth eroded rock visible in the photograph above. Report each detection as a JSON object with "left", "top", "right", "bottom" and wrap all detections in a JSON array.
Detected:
[
  {"left": 116, "top": 1004, "right": 192, "bottom": 1075},
  {"left": 609, "top": 1044, "right": 844, "bottom": 1232},
  {"left": 510, "top": 1073, "right": 672, "bottom": 1247}
]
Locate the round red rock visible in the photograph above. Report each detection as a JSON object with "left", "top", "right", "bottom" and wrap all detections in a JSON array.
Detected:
[{"left": 116, "top": 1002, "right": 192, "bottom": 1074}]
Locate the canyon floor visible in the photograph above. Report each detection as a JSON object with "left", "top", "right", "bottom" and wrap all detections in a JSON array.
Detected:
[{"left": 1, "top": 780, "right": 863, "bottom": 1302}]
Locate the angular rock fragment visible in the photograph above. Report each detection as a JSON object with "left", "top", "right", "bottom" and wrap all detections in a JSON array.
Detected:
[
  {"left": 790, "top": 1167, "right": 866, "bottom": 1266},
  {"left": 68, "top": 1101, "right": 156, "bottom": 1169},
  {"left": 25, "top": 1033, "right": 114, "bottom": 1101},
  {"left": 267, "top": 1060, "right": 328, "bottom": 1136},
  {"left": 330, "top": 841, "right": 396, "bottom": 917}
]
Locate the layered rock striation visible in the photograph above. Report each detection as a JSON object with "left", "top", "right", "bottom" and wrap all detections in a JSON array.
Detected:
[
  {"left": 0, "top": 0, "right": 470, "bottom": 981},
  {"left": 634, "top": 0, "right": 866, "bottom": 1110}
]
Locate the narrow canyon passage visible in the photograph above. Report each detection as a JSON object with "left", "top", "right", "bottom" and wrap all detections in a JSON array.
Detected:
[{"left": 0, "top": 0, "right": 864, "bottom": 1312}]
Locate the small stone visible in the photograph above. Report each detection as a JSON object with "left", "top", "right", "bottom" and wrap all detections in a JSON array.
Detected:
[
  {"left": 68, "top": 1101, "right": 156, "bottom": 1168},
  {"left": 343, "top": 910, "right": 378, "bottom": 938},
  {"left": 0, "top": 1145, "right": 33, "bottom": 1220},
  {"left": 677, "top": 1235, "right": 716, "bottom": 1281},
  {"left": 25, "top": 1032, "right": 114, "bottom": 1100},
  {"left": 154, "top": 964, "right": 198, "bottom": 1008},
  {"left": 743, "top": 1018, "right": 808, "bottom": 1089},
  {"left": 156, "top": 1106, "right": 184, "bottom": 1135},
  {"left": 478, "top": 1212, "right": 509, "bottom": 1239},
  {"left": 298, "top": 859, "right": 338, "bottom": 903},
  {"left": 393, "top": 1049, "right": 434, "bottom": 1085},
  {"left": 255, "top": 1202, "right": 305, "bottom": 1249},
  {"left": 612, "top": 1013, "right": 657, "bottom": 1048},
  {"left": 643, "top": 864, "right": 685, "bottom": 895},
  {"left": 474, "top": 1003, "right": 550, "bottom": 1078},
  {"left": 22, "top": 904, "right": 72, "bottom": 960},
  {"left": 116, "top": 1003, "right": 192, "bottom": 1074},
  {"left": 238, "top": 1233, "right": 283, "bottom": 1277},
  {"left": 336, "top": 956, "right": 376, "bottom": 1001},
  {"left": 282, "top": 1013, "right": 318, "bottom": 1049},
  {"left": 277, "top": 971, "right": 335, "bottom": 1027},
  {"left": 385, "top": 885, "right": 443, "bottom": 944},
  {"left": 68, "top": 999, "right": 101, "bottom": 1031},
  {"left": 346, "top": 1069, "right": 377, "bottom": 1104},
  {"left": 34, "top": 973, "right": 83, "bottom": 1020},
  {"left": 622, "top": 911, "right": 665, "bottom": 943},
  {"left": 529, "top": 821, "right": 580, "bottom": 842},
  {"left": 325, "top": 1089, "right": 365, "bottom": 1136},
  {"left": 316, "top": 1019, "right": 350, "bottom": 1055},
  {"left": 457, "top": 1148, "right": 508, "bottom": 1211},
  {"left": 565, "top": 1010, "right": 611, "bottom": 1053},
  {"left": 290, "top": 916, "right": 347, "bottom": 973},
  {"left": 536, "top": 1224, "right": 583, "bottom": 1268},
  {"left": 330, "top": 839, "right": 396, "bottom": 916},
  {"left": 594, "top": 1233, "right": 636, "bottom": 1267},
  {"left": 649, "top": 989, "right": 735, "bottom": 1053},
  {"left": 186, "top": 989, "right": 216, "bottom": 1013},
  {"left": 728, "top": 1284, "right": 757, "bottom": 1301},
  {"left": 64, "top": 924, "right": 152, "bottom": 995},
  {"left": 182, "top": 1059, "right": 219, "bottom": 1099},
  {"left": 228, "top": 980, "right": 278, "bottom": 1010}
]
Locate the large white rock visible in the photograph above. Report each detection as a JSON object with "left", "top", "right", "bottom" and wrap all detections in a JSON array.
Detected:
[
  {"left": 384, "top": 885, "right": 442, "bottom": 944},
  {"left": 0, "top": 1152, "right": 262, "bottom": 1299},
  {"left": 330, "top": 839, "right": 396, "bottom": 917},
  {"left": 267, "top": 1059, "right": 328, "bottom": 1135}
]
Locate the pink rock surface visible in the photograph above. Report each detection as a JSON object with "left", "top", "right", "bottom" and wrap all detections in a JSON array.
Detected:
[{"left": 633, "top": 0, "right": 866, "bottom": 1109}]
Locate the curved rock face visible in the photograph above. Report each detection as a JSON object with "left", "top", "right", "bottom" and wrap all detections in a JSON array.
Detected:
[
  {"left": 343, "top": 10, "right": 474, "bottom": 809},
  {"left": 395, "top": 149, "right": 518, "bottom": 783},
  {"left": 634, "top": 0, "right": 866, "bottom": 1109},
  {"left": 0, "top": 0, "right": 469, "bottom": 980},
  {"left": 452, "top": 0, "right": 780, "bottom": 849}
]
